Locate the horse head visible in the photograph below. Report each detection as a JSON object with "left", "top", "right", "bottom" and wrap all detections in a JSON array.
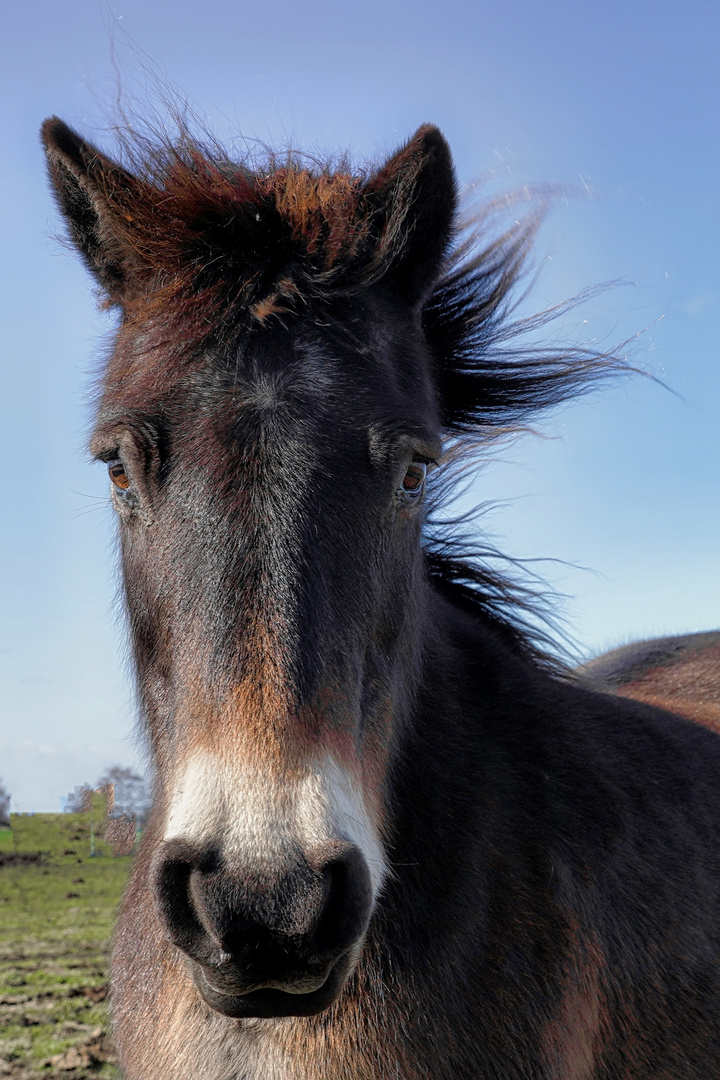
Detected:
[{"left": 42, "top": 118, "right": 454, "bottom": 1018}]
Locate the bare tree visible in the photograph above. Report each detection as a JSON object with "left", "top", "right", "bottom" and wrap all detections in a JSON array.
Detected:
[
  {"left": 0, "top": 779, "right": 10, "bottom": 826},
  {"left": 97, "top": 766, "right": 151, "bottom": 826},
  {"left": 64, "top": 783, "right": 93, "bottom": 813}
]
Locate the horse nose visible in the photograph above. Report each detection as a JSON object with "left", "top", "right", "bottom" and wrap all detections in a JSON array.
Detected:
[{"left": 152, "top": 839, "right": 373, "bottom": 1011}]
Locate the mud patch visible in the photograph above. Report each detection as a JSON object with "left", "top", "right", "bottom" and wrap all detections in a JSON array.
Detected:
[{"left": 47, "top": 1028, "right": 116, "bottom": 1072}]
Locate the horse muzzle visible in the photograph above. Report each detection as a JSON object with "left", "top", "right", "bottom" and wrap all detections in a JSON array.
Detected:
[{"left": 152, "top": 839, "right": 373, "bottom": 1018}]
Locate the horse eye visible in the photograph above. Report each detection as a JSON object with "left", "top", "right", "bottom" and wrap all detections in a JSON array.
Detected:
[
  {"left": 400, "top": 462, "right": 427, "bottom": 499},
  {"left": 108, "top": 459, "right": 130, "bottom": 491}
]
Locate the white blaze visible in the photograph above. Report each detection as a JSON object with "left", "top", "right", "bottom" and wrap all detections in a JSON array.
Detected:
[{"left": 164, "top": 751, "right": 387, "bottom": 899}]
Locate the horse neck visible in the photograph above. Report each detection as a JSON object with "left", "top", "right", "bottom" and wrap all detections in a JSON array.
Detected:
[{"left": 379, "top": 591, "right": 533, "bottom": 916}]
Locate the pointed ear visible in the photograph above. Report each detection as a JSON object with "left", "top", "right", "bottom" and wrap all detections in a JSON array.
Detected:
[
  {"left": 41, "top": 117, "right": 147, "bottom": 303},
  {"left": 363, "top": 125, "right": 456, "bottom": 305}
]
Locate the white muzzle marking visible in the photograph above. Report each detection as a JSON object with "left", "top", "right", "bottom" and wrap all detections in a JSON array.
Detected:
[{"left": 164, "top": 751, "right": 387, "bottom": 900}]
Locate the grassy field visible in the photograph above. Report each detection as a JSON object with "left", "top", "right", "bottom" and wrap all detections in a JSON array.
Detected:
[{"left": 0, "top": 815, "right": 132, "bottom": 1078}]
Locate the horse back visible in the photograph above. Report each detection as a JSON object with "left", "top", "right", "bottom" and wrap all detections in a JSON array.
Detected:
[{"left": 577, "top": 631, "right": 720, "bottom": 731}]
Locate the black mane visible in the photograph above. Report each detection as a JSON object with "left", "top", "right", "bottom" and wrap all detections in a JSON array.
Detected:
[{"left": 420, "top": 202, "right": 625, "bottom": 666}]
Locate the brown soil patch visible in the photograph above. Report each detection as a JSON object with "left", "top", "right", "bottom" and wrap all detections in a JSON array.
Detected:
[
  {"left": 0, "top": 856, "right": 42, "bottom": 869},
  {"left": 47, "top": 1028, "right": 116, "bottom": 1072}
]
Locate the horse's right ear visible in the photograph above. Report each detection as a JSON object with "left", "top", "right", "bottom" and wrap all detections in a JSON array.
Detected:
[{"left": 41, "top": 118, "right": 146, "bottom": 304}]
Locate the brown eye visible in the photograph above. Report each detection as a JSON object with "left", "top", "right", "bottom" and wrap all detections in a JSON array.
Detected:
[
  {"left": 400, "top": 462, "right": 427, "bottom": 500},
  {"left": 108, "top": 459, "right": 130, "bottom": 491}
]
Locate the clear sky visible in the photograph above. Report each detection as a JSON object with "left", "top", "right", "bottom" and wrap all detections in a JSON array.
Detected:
[{"left": 1, "top": 0, "right": 718, "bottom": 811}]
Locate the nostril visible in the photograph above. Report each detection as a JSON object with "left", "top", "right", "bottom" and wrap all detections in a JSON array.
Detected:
[
  {"left": 153, "top": 841, "right": 219, "bottom": 967},
  {"left": 310, "top": 844, "right": 373, "bottom": 961}
]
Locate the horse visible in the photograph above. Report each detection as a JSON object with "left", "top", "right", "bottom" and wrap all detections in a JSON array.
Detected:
[
  {"left": 578, "top": 631, "right": 720, "bottom": 734},
  {"left": 42, "top": 115, "right": 720, "bottom": 1079}
]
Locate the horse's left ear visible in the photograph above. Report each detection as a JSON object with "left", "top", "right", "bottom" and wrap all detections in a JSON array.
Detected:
[{"left": 363, "top": 125, "right": 456, "bottom": 305}]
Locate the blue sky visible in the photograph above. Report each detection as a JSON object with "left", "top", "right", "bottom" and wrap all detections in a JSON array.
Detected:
[{"left": 1, "top": 0, "right": 718, "bottom": 810}]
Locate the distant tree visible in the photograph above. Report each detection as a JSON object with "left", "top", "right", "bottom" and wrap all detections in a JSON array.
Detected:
[
  {"left": 64, "top": 783, "right": 92, "bottom": 813},
  {"left": 0, "top": 778, "right": 10, "bottom": 825},
  {"left": 97, "top": 766, "right": 151, "bottom": 826}
]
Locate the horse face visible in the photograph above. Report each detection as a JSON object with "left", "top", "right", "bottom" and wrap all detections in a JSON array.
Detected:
[
  {"left": 90, "top": 311, "right": 440, "bottom": 1016},
  {"left": 44, "top": 118, "right": 454, "bottom": 1018}
]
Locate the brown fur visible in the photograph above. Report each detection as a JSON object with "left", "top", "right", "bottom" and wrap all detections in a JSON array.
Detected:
[
  {"left": 617, "top": 641, "right": 720, "bottom": 731},
  {"left": 579, "top": 633, "right": 720, "bottom": 732},
  {"left": 542, "top": 931, "right": 606, "bottom": 1080}
]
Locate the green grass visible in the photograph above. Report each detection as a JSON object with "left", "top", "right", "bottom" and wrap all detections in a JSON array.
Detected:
[
  {"left": 9, "top": 808, "right": 114, "bottom": 860},
  {"left": 0, "top": 820, "right": 131, "bottom": 1077}
]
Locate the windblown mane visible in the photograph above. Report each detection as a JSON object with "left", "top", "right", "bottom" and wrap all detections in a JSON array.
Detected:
[{"left": 421, "top": 205, "right": 626, "bottom": 668}]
